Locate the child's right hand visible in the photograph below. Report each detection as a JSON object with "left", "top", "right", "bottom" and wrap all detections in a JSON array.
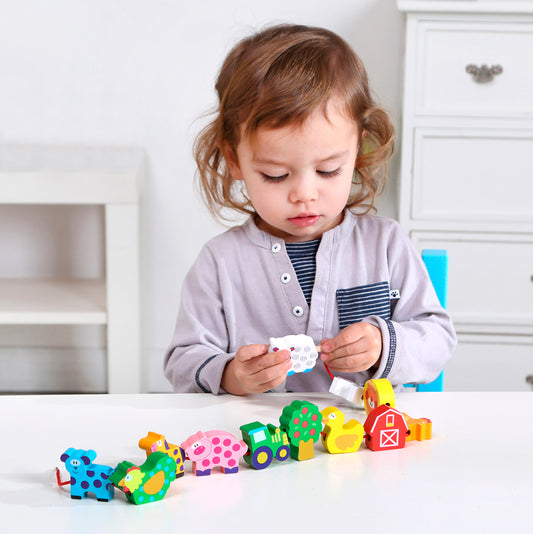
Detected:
[{"left": 221, "top": 344, "right": 293, "bottom": 395}]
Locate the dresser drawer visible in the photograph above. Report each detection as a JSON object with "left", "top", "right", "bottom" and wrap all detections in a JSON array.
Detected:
[
  {"left": 412, "top": 20, "right": 533, "bottom": 117},
  {"left": 411, "top": 232, "right": 533, "bottom": 334},
  {"left": 410, "top": 128, "right": 533, "bottom": 226},
  {"left": 446, "top": 335, "right": 533, "bottom": 392}
]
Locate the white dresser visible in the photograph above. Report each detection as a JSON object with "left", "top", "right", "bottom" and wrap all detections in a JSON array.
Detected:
[
  {"left": 397, "top": 1, "right": 533, "bottom": 391},
  {"left": 0, "top": 145, "right": 144, "bottom": 393}
]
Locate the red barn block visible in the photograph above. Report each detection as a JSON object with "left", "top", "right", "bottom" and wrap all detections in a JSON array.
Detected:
[{"left": 364, "top": 405, "right": 409, "bottom": 451}]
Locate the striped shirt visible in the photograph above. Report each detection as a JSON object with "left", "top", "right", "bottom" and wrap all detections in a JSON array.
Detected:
[
  {"left": 285, "top": 239, "right": 321, "bottom": 305},
  {"left": 336, "top": 281, "right": 391, "bottom": 329}
]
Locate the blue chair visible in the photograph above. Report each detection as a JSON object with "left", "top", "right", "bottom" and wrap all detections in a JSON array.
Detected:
[{"left": 406, "top": 249, "right": 448, "bottom": 392}]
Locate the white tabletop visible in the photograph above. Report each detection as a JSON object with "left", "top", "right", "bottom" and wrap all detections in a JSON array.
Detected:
[{"left": 1, "top": 392, "right": 532, "bottom": 533}]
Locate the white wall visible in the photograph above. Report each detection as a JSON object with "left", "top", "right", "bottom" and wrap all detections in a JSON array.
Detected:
[{"left": 0, "top": 0, "right": 405, "bottom": 392}]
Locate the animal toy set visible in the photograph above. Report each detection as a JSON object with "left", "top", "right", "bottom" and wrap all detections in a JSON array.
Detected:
[
  {"left": 56, "top": 378, "right": 431, "bottom": 505},
  {"left": 138, "top": 432, "right": 186, "bottom": 478},
  {"left": 110, "top": 452, "right": 177, "bottom": 504},
  {"left": 269, "top": 334, "right": 319, "bottom": 375},
  {"left": 181, "top": 430, "right": 247, "bottom": 476},
  {"left": 59, "top": 448, "right": 114, "bottom": 502}
]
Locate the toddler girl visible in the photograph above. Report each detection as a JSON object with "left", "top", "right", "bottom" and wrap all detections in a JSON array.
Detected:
[{"left": 164, "top": 24, "right": 456, "bottom": 394}]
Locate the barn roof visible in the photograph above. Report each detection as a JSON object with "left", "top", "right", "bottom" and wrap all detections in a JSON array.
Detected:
[{"left": 364, "top": 404, "right": 408, "bottom": 435}]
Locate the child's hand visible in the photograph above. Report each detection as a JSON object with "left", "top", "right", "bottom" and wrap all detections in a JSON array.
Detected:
[
  {"left": 320, "top": 322, "right": 382, "bottom": 374},
  {"left": 221, "top": 344, "right": 293, "bottom": 395}
]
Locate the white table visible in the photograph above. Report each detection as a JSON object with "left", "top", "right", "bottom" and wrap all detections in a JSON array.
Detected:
[{"left": 1, "top": 392, "right": 531, "bottom": 533}]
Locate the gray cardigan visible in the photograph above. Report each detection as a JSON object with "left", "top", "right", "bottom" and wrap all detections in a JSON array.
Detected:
[{"left": 164, "top": 210, "right": 456, "bottom": 393}]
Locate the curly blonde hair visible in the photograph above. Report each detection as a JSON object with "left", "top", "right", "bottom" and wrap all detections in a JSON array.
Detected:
[{"left": 194, "top": 24, "right": 394, "bottom": 221}]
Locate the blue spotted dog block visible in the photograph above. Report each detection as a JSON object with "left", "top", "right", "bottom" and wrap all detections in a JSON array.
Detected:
[{"left": 60, "top": 448, "right": 114, "bottom": 501}]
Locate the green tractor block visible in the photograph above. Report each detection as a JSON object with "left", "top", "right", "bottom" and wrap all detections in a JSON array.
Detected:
[{"left": 240, "top": 421, "right": 291, "bottom": 470}]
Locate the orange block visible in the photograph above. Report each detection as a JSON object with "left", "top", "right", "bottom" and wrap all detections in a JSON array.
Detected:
[{"left": 403, "top": 413, "right": 432, "bottom": 441}]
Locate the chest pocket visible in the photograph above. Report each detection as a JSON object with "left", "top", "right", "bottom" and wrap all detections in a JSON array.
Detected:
[{"left": 336, "top": 281, "right": 391, "bottom": 330}]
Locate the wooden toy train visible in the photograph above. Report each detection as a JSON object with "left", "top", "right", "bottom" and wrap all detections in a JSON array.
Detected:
[{"left": 56, "top": 378, "right": 431, "bottom": 505}]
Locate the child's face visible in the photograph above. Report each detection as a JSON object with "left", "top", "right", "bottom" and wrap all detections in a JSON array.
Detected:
[{"left": 228, "top": 102, "right": 359, "bottom": 242}]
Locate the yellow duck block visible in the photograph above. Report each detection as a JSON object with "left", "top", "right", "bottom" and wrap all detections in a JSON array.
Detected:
[{"left": 320, "top": 406, "right": 364, "bottom": 454}]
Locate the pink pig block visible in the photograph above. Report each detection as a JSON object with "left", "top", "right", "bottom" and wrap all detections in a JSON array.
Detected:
[{"left": 181, "top": 430, "right": 247, "bottom": 476}]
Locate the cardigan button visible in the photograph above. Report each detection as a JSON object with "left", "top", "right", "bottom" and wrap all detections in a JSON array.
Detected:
[
  {"left": 281, "top": 273, "right": 291, "bottom": 284},
  {"left": 292, "top": 306, "right": 304, "bottom": 317},
  {"left": 271, "top": 243, "right": 282, "bottom": 253}
]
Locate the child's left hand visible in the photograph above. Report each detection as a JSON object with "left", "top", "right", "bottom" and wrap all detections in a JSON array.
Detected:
[{"left": 319, "top": 322, "right": 382, "bottom": 373}]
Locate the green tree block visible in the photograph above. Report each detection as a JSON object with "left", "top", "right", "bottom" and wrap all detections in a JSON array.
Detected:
[{"left": 279, "top": 400, "right": 322, "bottom": 460}]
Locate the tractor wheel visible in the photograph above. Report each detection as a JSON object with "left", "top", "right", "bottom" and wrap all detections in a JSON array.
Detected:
[
  {"left": 276, "top": 445, "right": 290, "bottom": 462},
  {"left": 251, "top": 446, "right": 273, "bottom": 470}
]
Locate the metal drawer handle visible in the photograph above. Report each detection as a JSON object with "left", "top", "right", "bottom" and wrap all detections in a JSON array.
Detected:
[{"left": 466, "top": 64, "right": 503, "bottom": 83}]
